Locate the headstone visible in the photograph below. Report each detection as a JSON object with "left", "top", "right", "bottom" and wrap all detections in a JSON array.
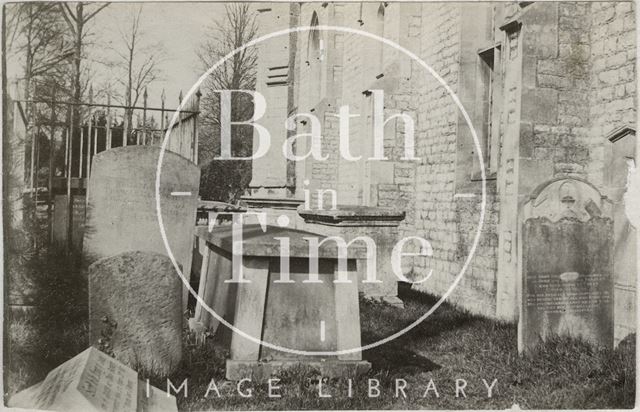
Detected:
[
  {"left": 52, "top": 194, "right": 86, "bottom": 254},
  {"left": 89, "top": 251, "right": 182, "bottom": 376},
  {"left": 83, "top": 146, "right": 199, "bottom": 309},
  {"left": 605, "top": 125, "right": 637, "bottom": 344},
  {"left": 8, "top": 347, "right": 177, "bottom": 412},
  {"left": 518, "top": 178, "right": 614, "bottom": 353}
]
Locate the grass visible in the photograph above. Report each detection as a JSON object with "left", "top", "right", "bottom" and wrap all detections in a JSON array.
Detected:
[
  {"left": 5, "top": 251, "right": 636, "bottom": 410},
  {"left": 4, "top": 251, "right": 89, "bottom": 402},
  {"left": 163, "top": 287, "right": 635, "bottom": 410}
]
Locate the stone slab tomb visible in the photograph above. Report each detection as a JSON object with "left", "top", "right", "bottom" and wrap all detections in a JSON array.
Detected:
[
  {"left": 298, "top": 205, "right": 406, "bottom": 307},
  {"left": 83, "top": 146, "right": 199, "bottom": 309},
  {"left": 8, "top": 346, "right": 177, "bottom": 412},
  {"left": 518, "top": 178, "right": 614, "bottom": 353},
  {"left": 193, "top": 224, "right": 371, "bottom": 381},
  {"left": 89, "top": 251, "right": 182, "bottom": 376}
]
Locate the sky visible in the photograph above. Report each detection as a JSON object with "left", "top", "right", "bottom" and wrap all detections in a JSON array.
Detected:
[{"left": 91, "top": 2, "right": 226, "bottom": 109}]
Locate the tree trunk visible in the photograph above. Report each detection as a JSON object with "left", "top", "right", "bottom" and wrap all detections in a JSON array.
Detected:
[{"left": 2, "top": 4, "right": 12, "bottom": 378}]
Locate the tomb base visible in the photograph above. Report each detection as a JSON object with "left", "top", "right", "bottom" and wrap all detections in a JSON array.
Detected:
[
  {"left": 194, "top": 225, "right": 370, "bottom": 382},
  {"left": 226, "top": 359, "right": 371, "bottom": 381}
]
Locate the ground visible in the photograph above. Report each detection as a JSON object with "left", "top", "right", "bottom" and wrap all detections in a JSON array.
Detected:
[{"left": 4, "top": 252, "right": 636, "bottom": 410}]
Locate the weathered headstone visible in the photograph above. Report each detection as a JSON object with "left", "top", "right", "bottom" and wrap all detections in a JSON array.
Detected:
[
  {"left": 518, "top": 178, "right": 614, "bottom": 353},
  {"left": 8, "top": 347, "right": 177, "bottom": 412},
  {"left": 83, "top": 146, "right": 199, "bottom": 309},
  {"left": 89, "top": 251, "right": 182, "bottom": 376}
]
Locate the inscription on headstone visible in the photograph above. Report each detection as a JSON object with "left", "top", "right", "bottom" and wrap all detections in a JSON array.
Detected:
[
  {"left": 519, "top": 178, "right": 614, "bottom": 353},
  {"left": 83, "top": 145, "right": 199, "bottom": 279},
  {"left": 89, "top": 251, "right": 183, "bottom": 376},
  {"left": 8, "top": 347, "right": 175, "bottom": 412}
]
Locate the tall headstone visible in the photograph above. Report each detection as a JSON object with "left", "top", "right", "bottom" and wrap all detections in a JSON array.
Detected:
[
  {"left": 518, "top": 178, "right": 614, "bottom": 353},
  {"left": 83, "top": 146, "right": 200, "bottom": 308},
  {"left": 604, "top": 125, "right": 637, "bottom": 344},
  {"left": 8, "top": 347, "right": 177, "bottom": 412},
  {"left": 89, "top": 251, "right": 182, "bottom": 376}
]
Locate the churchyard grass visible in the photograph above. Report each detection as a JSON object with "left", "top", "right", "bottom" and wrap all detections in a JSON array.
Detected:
[
  {"left": 169, "top": 287, "right": 635, "bottom": 410},
  {"left": 5, "top": 254, "right": 635, "bottom": 410},
  {"left": 5, "top": 252, "right": 89, "bottom": 400}
]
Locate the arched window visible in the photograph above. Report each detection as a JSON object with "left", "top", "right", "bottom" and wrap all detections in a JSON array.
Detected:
[
  {"left": 373, "top": 3, "right": 385, "bottom": 75},
  {"left": 377, "top": 4, "right": 385, "bottom": 26},
  {"left": 308, "top": 12, "right": 320, "bottom": 61},
  {"left": 306, "top": 11, "right": 322, "bottom": 106}
]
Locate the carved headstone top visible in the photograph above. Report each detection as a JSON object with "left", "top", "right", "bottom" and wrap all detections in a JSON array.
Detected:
[{"left": 524, "top": 177, "right": 612, "bottom": 222}]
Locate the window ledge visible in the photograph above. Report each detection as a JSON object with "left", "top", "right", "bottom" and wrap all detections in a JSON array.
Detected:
[{"left": 470, "top": 171, "right": 497, "bottom": 182}]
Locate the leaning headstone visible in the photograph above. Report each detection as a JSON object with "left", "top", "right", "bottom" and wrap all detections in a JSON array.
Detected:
[
  {"left": 518, "top": 178, "right": 614, "bottom": 353},
  {"left": 8, "top": 347, "right": 177, "bottom": 412},
  {"left": 89, "top": 251, "right": 182, "bottom": 376},
  {"left": 83, "top": 146, "right": 199, "bottom": 309}
]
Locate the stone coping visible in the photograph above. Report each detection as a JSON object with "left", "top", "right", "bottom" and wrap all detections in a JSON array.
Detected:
[
  {"left": 298, "top": 205, "right": 406, "bottom": 227},
  {"left": 240, "top": 196, "right": 305, "bottom": 210},
  {"left": 606, "top": 124, "right": 635, "bottom": 143},
  {"left": 195, "top": 225, "right": 367, "bottom": 259},
  {"left": 198, "top": 200, "right": 246, "bottom": 213}
]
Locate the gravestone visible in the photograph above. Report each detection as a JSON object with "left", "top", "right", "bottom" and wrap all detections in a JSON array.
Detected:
[
  {"left": 89, "top": 251, "right": 182, "bottom": 376},
  {"left": 518, "top": 178, "right": 614, "bottom": 353},
  {"left": 604, "top": 125, "right": 637, "bottom": 344},
  {"left": 83, "top": 146, "right": 199, "bottom": 309},
  {"left": 8, "top": 347, "right": 177, "bottom": 412},
  {"left": 52, "top": 194, "right": 86, "bottom": 254}
]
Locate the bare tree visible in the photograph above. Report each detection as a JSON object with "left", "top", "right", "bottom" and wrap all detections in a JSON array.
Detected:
[
  {"left": 58, "top": 2, "right": 109, "bottom": 108},
  {"left": 8, "top": 4, "right": 72, "bottom": 112},
  {"left": 5, "top": 4, "right": 71, "bottom": 193},
  {"left": 108, "top": 5, "right": 163, "bottom": 132},
  {"left": 197, "top": 3, "right": 258, "bottom": 202}
]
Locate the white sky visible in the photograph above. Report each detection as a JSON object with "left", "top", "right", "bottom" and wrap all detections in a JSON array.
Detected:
[
  {"left": 6, "top": 2, "right": 226, "bottom": 109},
  {"left": 91, "top": 2, "right": 226, "bottom": 109}
]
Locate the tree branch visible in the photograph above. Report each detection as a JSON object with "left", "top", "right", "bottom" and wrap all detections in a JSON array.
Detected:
[
  {"left": 84, "top": 3, "right": 110, "bottom": 23},
  {"left": 58, "top": 3, "right": 76, "bottom": 35}
]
